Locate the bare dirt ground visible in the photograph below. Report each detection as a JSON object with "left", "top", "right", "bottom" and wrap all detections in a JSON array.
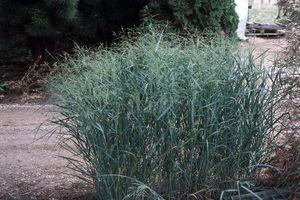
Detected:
[
  {"left": 0, "top": 36, "right": 288, "bottom": 200},
  {"left": 0, "top": 104, "right": 91, "bottom": 200},
  {"left": 242, "top": 36, "right": 287, "bottom": 69}
]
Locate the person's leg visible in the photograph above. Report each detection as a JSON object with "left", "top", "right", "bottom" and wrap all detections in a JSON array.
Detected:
[
  {"left": 236, "top": 16, "right": 248, "bottom": 40},
  {"left": 235, "top": 0, "right": 249, "bottom": 40}
]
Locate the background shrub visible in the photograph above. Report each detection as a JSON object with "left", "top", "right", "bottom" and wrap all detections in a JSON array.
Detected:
[
  {"left": 0, "top": 0, "right": 79, "bottom": 58},
  {"left": 145, "top": 0, "right": 238, "bottom": 35},
  {"left": 279, "top": 0, "right": 300, "bottom": 67},
  {"left": 270, "top": 1, "right": 300, "bottom": 192},
  {"left": 0, "top": 0, "right": 148, "bottom": 58},
  {"left": 49, "top": 27, "right": 292, "bottom": 199},
  {"left": 0, "top": 0, "right": 238, "bottom": 61},
  {"left": 278, "top": 0, "right": 300, "bottom": 22}
]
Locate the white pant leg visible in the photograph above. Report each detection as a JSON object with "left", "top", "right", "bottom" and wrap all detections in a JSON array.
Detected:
[{"left": 235, "top": 0, "right": 249, "bottom": 39}]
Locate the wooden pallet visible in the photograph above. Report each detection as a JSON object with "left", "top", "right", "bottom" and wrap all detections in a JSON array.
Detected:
[{"left": 246, "top": 22, "right": 286, "bottom": 37}]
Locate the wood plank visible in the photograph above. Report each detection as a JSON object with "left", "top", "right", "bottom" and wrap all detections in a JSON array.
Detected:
[
  {"left": 246, "top": 22, "right": 286, "bottom": 37},
  {"left": 247, "top": 23, "right": 285, "bottom": 31}
]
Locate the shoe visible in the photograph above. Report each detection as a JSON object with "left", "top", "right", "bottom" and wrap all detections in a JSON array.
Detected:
[{"left": 238, "top": 36, "right": 249, "bottom": 41}]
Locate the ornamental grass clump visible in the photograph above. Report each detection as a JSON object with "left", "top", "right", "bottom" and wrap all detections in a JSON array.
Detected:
[{"left": 49, "top": 30, "right": 292, "bottom": 199}]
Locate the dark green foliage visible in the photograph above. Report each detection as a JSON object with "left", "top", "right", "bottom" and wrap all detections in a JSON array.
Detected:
[
  {"left": 0, "top": 0, "right": 238, "bottom": 60},
  {"left": 0, "top": 81, "right": 6, "bottom": 93},
  {"left": 0, "top": 0, "right": 78, "bottom": 38},
  {"left": 74, "top": 0, "right": 148, "bottom": 39},
  {"left": 0, "top": 0, "right": 79, "bottom": 58},
  {"left": 0, "top": 0, "right": 148, "bottom": 58},
  {"left": 146, "top": 0, "right": 238, "bottom": 35}
]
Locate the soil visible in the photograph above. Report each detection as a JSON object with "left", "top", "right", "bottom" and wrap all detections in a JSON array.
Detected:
[
  {"left": 0, "top": 36, "right": 288, "bottom": 200},
  {"left": 0, "top": 104, "right": 92, "bottom": 200},
  {"left": 242, "top": 36, "right": 288, "bottom": 66}
]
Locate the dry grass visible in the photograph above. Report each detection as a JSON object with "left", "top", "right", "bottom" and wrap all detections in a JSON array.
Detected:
[{"left": 249, "top": 2, "right": 279, "bottom": 23}]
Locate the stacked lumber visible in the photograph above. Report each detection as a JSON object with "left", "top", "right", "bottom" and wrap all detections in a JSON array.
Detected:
[{"left": 246, "top": 22, "right": 286, "bottom": 37}]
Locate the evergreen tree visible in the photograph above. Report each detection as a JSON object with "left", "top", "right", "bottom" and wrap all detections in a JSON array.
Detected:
[
  {"left": 0, "top": 0, "right": 148, "bottom": 58},
  {"left": 0, "top": 0, "right": 237, "bottom": 60},
  {"left": 147, "top": 0, "right": 238, "bottom": 35},
  {"left": 73, "top": 0, "right": 149, "bottom": 42},
  {"left": 0, "top": 0, "right": 79, "bottom": 58}
]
